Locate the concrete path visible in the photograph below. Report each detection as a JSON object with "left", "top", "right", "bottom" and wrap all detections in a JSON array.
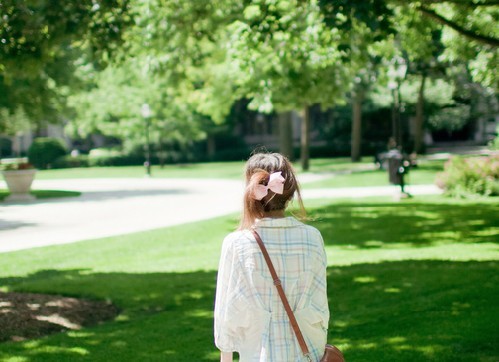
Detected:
[{"left": 0, "top": 177, "right": 441, "bottom": 253}]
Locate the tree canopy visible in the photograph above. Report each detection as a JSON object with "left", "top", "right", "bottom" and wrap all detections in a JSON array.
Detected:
[
  {"left": 1, "top": 0, "right": 497, "bottom": 159},
  {"left": 0, "top": 0, "right": 133, "bottom": 131}
]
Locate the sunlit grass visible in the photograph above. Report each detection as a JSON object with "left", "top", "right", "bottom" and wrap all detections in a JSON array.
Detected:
[
  {"left": 35, "top": 161, "right": 247, "bottom": 180},
  {"left": 302, "top": 159, "right": 445, "bottom": 188},
  {"left": 0, "top": 196, "right": 497, "bottom": 361},
  {"left": 34, "top": 157, "right": 380, "bottom": 181}
]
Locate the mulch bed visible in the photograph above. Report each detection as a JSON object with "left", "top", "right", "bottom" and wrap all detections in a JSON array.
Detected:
[{"left": 0, "top": 292, "right": 119, "bottom": 343}]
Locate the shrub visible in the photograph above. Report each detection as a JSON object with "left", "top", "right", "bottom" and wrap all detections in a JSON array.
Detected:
[
  {"left": 88, "top": 148, "right": 122, "bottom": 158},
  {"left": 436, "top": 155, "right": 499, "bottom": 198},
  {"left": 88, "top": 154, "right": 145, "bottom": 167},
  {"left": 28, "top": 138, "right": 67, "bottom": 169},
  {"left": 52, "top": 155, "right": 90, "bottom": 169}
]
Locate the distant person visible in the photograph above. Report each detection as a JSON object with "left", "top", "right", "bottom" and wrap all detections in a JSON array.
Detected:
[{"left": 214, "top": 152, "right": 330, "bottom": 361}]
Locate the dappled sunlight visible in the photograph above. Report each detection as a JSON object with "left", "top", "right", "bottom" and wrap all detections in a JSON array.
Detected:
[
  {"left": 0, "top": 291, "right": 118, "bottom": 343},
  {"left": 67, "top": 331, "right": 94, "bottom": 338},
  {"left": 0, "top": 269, "right": 219, "bottom": 361},
  {"left": 311, "top": 201, "right": 499, "bottom": 252},
  {"left": 353, "top": 276, "right": 376, "bottom": 284},
  {"left": 386, "top": 336, "right": 407, "bottom": 344},
  {"left": 35, "top": 314, "right": 81, "bottom": 330},
  {"left": 363, "top": 240, "right": 385, "bottom": 247},
  {"left": 0, "top": 198, "right": 497, "bottom": 360},
  {"left": 328, "top": 260, "right": 498, "bottom": 361},
  {"left": 0, "top": 260, "right": 496, "bottom": 360}
]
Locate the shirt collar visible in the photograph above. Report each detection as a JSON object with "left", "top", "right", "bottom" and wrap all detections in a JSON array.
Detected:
[{"left": 254, "top": 216, "right": 303, "bottom": 228}]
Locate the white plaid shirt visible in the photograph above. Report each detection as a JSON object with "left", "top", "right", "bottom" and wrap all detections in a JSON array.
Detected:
[{"left": 214, "top": 217, "right": 329, "bottom": 362}]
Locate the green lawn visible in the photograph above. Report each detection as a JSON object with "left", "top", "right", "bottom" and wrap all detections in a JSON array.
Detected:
[
  {"left": 33, "top": 157, "right": 376, "bottom": 180},
  {"left": 0, "top": 190, "right": 81, "bottom": 201},
  {"left": 30, "top": 157, "right": 443, "bottom": 191},
  {"left": 302, "top": 159, "right": 445, "bottom": 189},
  {"left": 0, "top": 195, "right": 497, "bottom": 361},
  {"left": 34, "top": 161, "right": 247, "bottom": 180}
]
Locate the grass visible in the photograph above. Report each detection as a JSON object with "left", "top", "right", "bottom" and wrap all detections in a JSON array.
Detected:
[
  {"left": 0, "top": 190, "right": 81, "bottom": 201},
  {"left": 36, "top": 158, "right": 372, "bottom": 180},
  {"left": 34, "top": 162, "right": 247, "bottom": 180},
  {"left": 31, "top": 157, "right": 443, "bottom": 192},
  {"left": 33, "top": 157, "right": 376, "bottom": 181},
  {"left": 302, "top": 159, "right": 445, "bottom": 189},
  {"left": 0, "top": 195, "right": 498, "bottom": 361}
]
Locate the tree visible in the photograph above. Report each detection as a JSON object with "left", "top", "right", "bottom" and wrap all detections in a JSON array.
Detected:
[
  {"left": 320, "top": 0, "right": 396, "bottom": 161},
  {"left": 321, "top": 0, "right": 497, "bottom": 156},
  {"left": 0, "top": 0, "right": 133, "bottom": 129},
  {"left": 220, "top": 1, "right": 349, "bottom": 170},
  {"left": 67, "top": 59, "right": 206, "bottom": 156}
]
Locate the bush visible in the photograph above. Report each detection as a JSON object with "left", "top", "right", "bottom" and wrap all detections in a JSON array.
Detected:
[
  {"left": 88, "top": 154, "right": 145, "bottom": 167},
  {"left": 28, "top": 138, "right": 67, "bottom": 169},
  {"left": 83, "top": 148, "right": 142, "bottom": 167},
  {"left": 436, "top": 156, "right": 499, "bottom": 198},
  {"left": 52, "top": 155, "right": 90, "bottom": 169}
]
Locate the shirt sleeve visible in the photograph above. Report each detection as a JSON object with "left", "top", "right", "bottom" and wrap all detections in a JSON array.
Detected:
[
  {"left": 310, "top": 232, "right": 330, "bottom": 327},
  {"left": 214, "top": 234, "right": 251, "bottom": 352}
]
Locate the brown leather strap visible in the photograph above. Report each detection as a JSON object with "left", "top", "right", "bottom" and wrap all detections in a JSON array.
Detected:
[{"left": 251, "top": 229, "right": 311, "bottom": 358}]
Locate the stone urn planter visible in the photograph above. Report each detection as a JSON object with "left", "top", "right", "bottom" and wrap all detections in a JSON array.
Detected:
[{"left": 1, "top": 166, "right": 37, "bottom": 202}]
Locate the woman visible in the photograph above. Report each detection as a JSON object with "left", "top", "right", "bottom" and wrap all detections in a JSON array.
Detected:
[{"left": 214, "top": 152, "right": 329, "bottom": 362}]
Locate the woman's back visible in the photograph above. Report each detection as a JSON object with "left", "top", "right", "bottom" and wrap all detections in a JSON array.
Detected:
[
  {"left": 215, "top": 217, "right": 329, "bottom": 361},
  {"left": 214, "top": 152, "right": 330, "bottom": 362}
]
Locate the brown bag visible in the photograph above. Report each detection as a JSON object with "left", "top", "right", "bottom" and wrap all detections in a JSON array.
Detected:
[
  {"left": 321, "top": 344, "right": 345, "bottom": 362},
  {"left": 251, "top": 229, "right": 345, "bottom": 362}
]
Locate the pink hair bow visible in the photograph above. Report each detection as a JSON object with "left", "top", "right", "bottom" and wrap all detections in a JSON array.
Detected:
[{"left": 253, "top": 172, "right": 285, "bottom": 200}]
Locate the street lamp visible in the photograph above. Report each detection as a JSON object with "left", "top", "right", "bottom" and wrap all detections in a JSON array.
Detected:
[
  {"left": 388, "top": 56, "right": 408, "bottom": 148},
  {"left": 141, "top": 103, "right": 152, "bottom": 177}
]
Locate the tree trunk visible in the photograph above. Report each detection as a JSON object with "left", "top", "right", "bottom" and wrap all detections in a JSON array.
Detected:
[
  {"left": 300, "top": 106, "right": 310, "bottom": 171},
  {"left": 278, "top": 112, "right": 294, "bottom": 160},
  {"left": 351, "top": 88, "right": 364, "bottom": 162},
  {"left": 414, "top": 74, "right": 427, "bottom": 154},
  {"left": 206, "top": 134, "right": 216, "bottom": 160}
]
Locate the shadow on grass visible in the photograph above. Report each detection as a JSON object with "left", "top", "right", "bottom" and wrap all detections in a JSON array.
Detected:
[
  {"left": 0, "top": 260, "right": 498, "bottom": 361},
  {"left": 0, "top": 190, "right": 81, "bottom": 202},
  {"left": 310, "top": 202, "right": 499, "bottom": 248}
]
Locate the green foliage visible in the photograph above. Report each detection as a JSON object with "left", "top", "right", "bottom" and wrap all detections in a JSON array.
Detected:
[
  {"left": 67, "top": 60, "right": 207, "bottom": 153},
  {"left": 51, "top": 155, "right": 91, "bottom": 169},
  {"left": 0, "top": 107, "right": 31, "bottom": 136},
  {"left": 27, "top": 138, "right": 67, "bottom": 169},
  {"left": 437, "top": 156, "right": 499, "bottom": 198},
  {"left": 226, "top": 0, "right": 349, "bottom": 113},
  {"left": 428, "top": 104, "right": 470, "bottom": 131},
  {"left": 319, "top": 0, "right": 394, "bottom": 40},
  {"left": 434, "top": 2, "right": 499, "bottom": 90},
  {"left": 0, "top": 0, "right": 134, "bottom": 128},
  {"left": 489, "top": 126, "right": 499, "bottom": 150}
]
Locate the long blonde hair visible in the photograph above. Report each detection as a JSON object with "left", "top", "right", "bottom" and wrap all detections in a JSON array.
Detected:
[{"left": 239, "top": 152, "right": 305, "bottom": 230}]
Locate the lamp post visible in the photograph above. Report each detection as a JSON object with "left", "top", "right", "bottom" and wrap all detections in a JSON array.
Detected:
[
  {"left": 388, "top": 57, "right": 408, "bottom": 148},
  {"left": 141, "top": 103, "right": 152, "bottom": 177}
]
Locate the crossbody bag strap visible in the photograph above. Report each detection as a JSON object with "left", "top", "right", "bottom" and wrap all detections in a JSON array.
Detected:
[{"left": 250, "top": 229, "right": 312, "bottom": 361}]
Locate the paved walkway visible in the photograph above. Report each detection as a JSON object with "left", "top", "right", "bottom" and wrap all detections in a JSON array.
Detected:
[{"left": 0, "top": 177, "right": 441, "bottom": 253}]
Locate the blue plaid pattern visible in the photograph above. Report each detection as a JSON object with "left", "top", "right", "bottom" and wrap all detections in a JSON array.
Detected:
[{"left": 214, "top": 217, "right": 329, "bottom": 362}]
